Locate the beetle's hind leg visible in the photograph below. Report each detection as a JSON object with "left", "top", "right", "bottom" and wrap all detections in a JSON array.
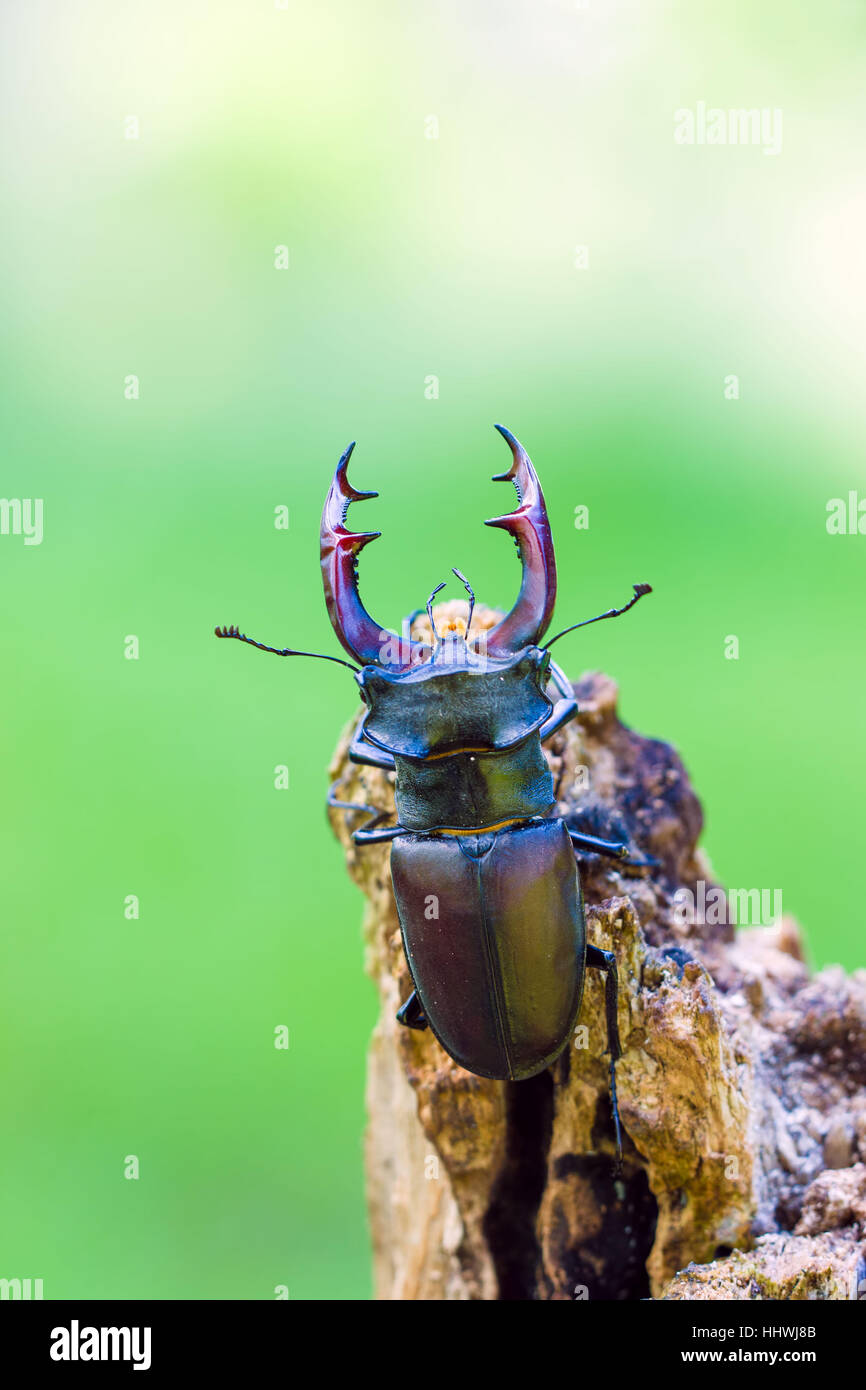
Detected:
[
  {"left": 396, "top": 989, "right": 428, "bottom": 1031},
  {"left": 585, "top": 944, "right": 624, "bottom": 1174}
]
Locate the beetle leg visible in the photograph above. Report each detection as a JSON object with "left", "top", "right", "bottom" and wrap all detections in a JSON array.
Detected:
[
  {"left": 348, "top": 729, "right": 395, "bottom": 771},
  {"left": 585, "top": 944, "right": 623, "bottom": 1173},
  {"left": 353, "top": 818, "right": 405, "bottom": 845},
  {"left": 540, "top": 657, "right": 579, "bottom": 742},
  {"left": 327, "top": 778, "right": 404, "bottom": 845},
  {"left": 326, "top": 778, "right": 381, "bottom": 819},
  {"left": 569, "top": 829, "right": 628, "bottom": 860},
  {"left": 569, "top": 829, "right": 658, "bottom": 870},
  {"left": 539, "top": 696, "right": 579, "bottom": 742},
  {"left": 396, "top": 989, "right": 428, "bottom": 1031}
]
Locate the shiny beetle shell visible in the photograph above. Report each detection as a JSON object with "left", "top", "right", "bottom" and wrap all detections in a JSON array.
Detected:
[{"left": 390, "top": 818, "right": 586, "bottom": 1080}]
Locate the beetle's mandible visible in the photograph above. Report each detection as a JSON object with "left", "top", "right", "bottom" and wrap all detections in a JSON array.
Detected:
[{"left": 215, "top": 425, "right": 654, "bottom": 1167}]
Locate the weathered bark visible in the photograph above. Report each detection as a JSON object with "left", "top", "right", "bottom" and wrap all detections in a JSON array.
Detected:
[{"left": 328, "top": 616, "right": 866, "bottom": 1301}]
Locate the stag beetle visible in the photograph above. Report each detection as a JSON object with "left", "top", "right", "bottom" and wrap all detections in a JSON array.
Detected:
[{"left": 216, "top": 425, "right": 652, "bottom": 1164}]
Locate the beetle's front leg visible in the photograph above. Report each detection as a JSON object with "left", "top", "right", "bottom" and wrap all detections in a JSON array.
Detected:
[
  {"left": 568, "top": 828, "right": 657, "bottom": 869},
  {"left": 539, "top": 657, "right": 579, "bottom": 742},
  {"left": 585, "top": 944, "right": 623, "bottom": 1173},
  {"left": 396, "top": 989, "right": 428, "bottom": 1031},
  {"left": 348, "top": 730, "right": 395, "bottom": 771}
]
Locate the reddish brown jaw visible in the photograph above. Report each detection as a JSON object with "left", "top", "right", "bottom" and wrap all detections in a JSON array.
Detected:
[
  {"left": 485, "top": 425, "right": 557, "bottom": 654},
  {"left": 320, "top": 442, "right": 429, "bottom": 669}
]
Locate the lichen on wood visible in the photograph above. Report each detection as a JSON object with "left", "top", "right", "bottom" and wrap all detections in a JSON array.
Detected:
[{"left": 327, "top": 610, "right": 866, "bottom": 1301}]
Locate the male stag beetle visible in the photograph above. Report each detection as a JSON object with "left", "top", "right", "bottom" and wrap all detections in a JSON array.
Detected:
[{"left": 215, "top": 425, "right": 653, "bottom": 1165}]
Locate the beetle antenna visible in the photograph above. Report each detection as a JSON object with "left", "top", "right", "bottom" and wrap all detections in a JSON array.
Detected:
[
  {"left": 544, "top": 584, "right": 652, "bottom": 649},
  {"left": 451, "top": 568, "right": 475, "bottom": 637},
  {"left": 214, "top": 625, "right": 361, "bottom": 673},
  {"left": 425, "top": 582, "right": 447, "bottom": 643}
]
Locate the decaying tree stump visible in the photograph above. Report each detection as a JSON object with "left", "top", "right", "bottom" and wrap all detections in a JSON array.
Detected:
[{"left": 327, "top": 603, "right": 866, "bottom": 1301}]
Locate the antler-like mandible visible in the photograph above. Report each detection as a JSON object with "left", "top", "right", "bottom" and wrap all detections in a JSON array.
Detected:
[
  {"left": 484, "top": 425, "right": 557, "bottom": 653},
  {"left": 320, "top": 442, "right": 429, "bottom": 668}
]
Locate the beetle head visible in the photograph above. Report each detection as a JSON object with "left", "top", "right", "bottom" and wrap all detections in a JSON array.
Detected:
[{"left": 356, "top": 644, "right": 553, "bottom": 760}]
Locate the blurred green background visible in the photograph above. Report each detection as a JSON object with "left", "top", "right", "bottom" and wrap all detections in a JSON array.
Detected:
[{"left": 1, "top": 0, "right": 864, "bottom": 1300}]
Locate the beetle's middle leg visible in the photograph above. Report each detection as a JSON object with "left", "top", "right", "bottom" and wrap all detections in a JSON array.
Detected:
[
  {"left": 568, "top": 828, "right": 656, "bottom": 869},
  {"left": 327, "top": 777, "right": 404, "bottom": 846},
  {"left": 585, "top": 943, "right": 623, "bottom": 1172}
]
